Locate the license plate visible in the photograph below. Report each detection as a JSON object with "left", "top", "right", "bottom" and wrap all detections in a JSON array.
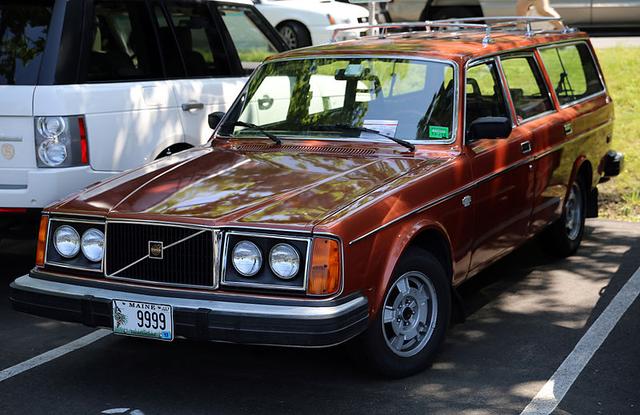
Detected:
[{"left": 112, "top": 300, "right": 174, "bottom": 341}]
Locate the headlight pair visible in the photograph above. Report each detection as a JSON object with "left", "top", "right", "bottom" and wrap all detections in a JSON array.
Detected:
[
  {"left": 232, "top": 241, "right": 300, "bottom": 280},
  {"left": 53, "top": 225, "right": 104, "bottom": 262}
]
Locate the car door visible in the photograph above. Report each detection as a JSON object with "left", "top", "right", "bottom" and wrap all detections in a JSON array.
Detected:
[
  {"left": 47, "top": 0, "right": 184, "bottom": 171},
  {"left": 591, "top": 0, "right": 640, "bottom": 25},
  {"left": 465, "top": 57, "right": 537, "bottom": 274},
  {"left": 156, "top": 2, "right": 248, "bottom": 147}
]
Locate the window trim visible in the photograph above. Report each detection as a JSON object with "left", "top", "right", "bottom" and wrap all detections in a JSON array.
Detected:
[
  {"left": 497, "top": 52, "right": 557, "bottom": 126},
  {"left": 215, "top": 2, "right": 288, "bottom": 75},
  {"left": 214, "top": 54, "right": 460, "bottom": 146},
  {"left": 536, "top": 40, "right": 607, "bottom": 110},
  {"left": 463, "top": 56, "right": 514, "bottom": 145}
]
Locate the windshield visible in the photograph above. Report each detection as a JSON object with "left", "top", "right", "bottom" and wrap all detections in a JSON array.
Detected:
[
  {"left": 220, "top": 56, "right": 456, "bottom": 142},
  {"left": 0, "top": 1, "right": 53, "bottom": 85}
]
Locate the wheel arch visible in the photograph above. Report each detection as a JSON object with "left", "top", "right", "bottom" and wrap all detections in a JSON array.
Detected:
[
  {"left": 370, "top": 219, "right": 454, "bottom": 316},
  {"left": 154, "top": 142, "right": 194, "bottom": 160}
]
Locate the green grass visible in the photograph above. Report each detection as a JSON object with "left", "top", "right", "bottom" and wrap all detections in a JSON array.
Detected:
[{"left": 594, "top": 47, "right": 640, "bottom": 222}]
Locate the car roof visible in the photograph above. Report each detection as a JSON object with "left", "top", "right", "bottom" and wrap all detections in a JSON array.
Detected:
[{"left": 267, "top": 30, "right": 591, "bottom": 66}]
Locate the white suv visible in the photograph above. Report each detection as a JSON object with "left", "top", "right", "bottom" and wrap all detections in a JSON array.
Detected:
[{"left": 0, "top": 0, "right": 285, "bottom": 212}]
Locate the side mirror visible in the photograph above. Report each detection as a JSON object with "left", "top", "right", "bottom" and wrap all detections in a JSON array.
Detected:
[
  {"left": 208, "top": 112, "right": 225, "bottom": 130},
  {"left": 468, "top": 116, "right": 512, "bottom": 141}
]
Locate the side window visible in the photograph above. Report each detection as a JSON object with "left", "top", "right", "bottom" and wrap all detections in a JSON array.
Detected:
[
  {"left": 501, "top": 55, "right": 554, "bottom": 122},
  {"left": 165, "top": 2, "right": 231, "bottom": 77},
  {"left": 217, "top": 5, "right": 279, "bottom": 73},
  {"left": 153, "top": 5, "right": 184, "bottom": 78},
  {"left": 87, "top": 2, "right": 163, "bottom": 82},
  {"left": 465, "top": 61, "right": 510, "bottom": 134},
  {"left": 539, "top": 43, "right": 605, "bottom": 106}
]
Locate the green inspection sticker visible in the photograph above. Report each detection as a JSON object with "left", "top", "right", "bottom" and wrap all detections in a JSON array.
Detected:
[{"left": 428, "top": 126, "right": 449, "bottom": 139}]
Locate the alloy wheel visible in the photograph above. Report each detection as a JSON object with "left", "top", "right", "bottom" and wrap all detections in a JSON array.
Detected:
[
  {"left": 381, "top": 271, "right": 438, "bottom": 357},
  {"left": 565, "top": 183, "right": 583, "bottom": 241}
]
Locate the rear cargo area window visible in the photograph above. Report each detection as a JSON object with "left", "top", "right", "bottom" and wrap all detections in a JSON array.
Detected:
[
  {"left": 0, "top": 1, "right": 53, "bottom": 85},
  {"left": 539, "top": 43, "right": 605, "bottom": 106}
]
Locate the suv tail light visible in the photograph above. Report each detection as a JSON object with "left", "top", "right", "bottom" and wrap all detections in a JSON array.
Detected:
[{"left": 34, "top": 116, "right": 89, "bottom": 168}]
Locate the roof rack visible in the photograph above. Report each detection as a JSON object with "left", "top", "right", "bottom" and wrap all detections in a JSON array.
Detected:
[{"left": 330, "top": 16, "right": 573, "bottom": 45}]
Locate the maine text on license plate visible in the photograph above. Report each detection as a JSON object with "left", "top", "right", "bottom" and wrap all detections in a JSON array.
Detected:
[{"left": 112, "top": 300, "right": 173, "bottom": 341}]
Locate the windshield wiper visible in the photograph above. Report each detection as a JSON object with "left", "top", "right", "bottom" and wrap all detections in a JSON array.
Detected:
[
  {"left": 231, "top": 120, "right": 282, "bottom": 145},
  {"left": 311, "top": 124, "right": 415, "bottom": 152}
]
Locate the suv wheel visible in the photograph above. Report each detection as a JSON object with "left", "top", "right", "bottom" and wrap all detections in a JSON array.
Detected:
[
  {"left": 542, "top": 177, "right": 587, "bottom": 257},
  {"left": 278, "top": 22, "right": 311, "bottom": 49},
  {"left": 358, "top": 248, "right": 451, "bottom": 378}
]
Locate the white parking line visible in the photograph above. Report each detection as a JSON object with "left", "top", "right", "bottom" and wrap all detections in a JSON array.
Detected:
[
  {"left": 0, "top": 329, "right": 110, "bottom": 383},
  {"left": 521, "top": 266, "right": 640, "bottom": 415}
]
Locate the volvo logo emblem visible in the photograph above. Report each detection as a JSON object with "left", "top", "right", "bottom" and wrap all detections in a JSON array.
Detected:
[{"left": 148, "top": 241, "right": 163, "bottom": 259}]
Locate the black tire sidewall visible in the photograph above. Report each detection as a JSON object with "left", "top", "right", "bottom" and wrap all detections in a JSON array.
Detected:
[
  {"left": 543, "top": 177, "right": 587, "bottom": 257},
  {"left": 279, "top": 22, "right": 311, "bottom": 48},
  {"left": 359, "top": 248, "right": 451, "bottom": 378}
]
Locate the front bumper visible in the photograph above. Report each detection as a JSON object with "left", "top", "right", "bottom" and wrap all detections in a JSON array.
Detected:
[
  {"left": 10, "top": 274, "right": 369, "bottom": 347},
  {"left": 0, "top": 166, "right": 118, "bottom": 208}
]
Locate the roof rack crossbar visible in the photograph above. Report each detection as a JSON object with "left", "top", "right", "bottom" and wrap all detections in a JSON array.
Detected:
[{"left": 330, "top": 16, "right": 570, "bottom": 43}]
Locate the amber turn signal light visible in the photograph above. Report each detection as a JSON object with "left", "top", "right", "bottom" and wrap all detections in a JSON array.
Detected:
[
  {"left": 35, "top": 215, "right": 49, "bottom": 267},
  {"left": 308, "top": 237, "right": 341, "bottom": 295}
]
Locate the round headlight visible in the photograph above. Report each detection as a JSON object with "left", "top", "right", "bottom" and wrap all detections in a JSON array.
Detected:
[
  {"left": 38, "top": 139, "right": 68, "bottom": 166},
  {"left": 54, "top": 225, "right": 80, "bottom": 258},
  {"left": 37, "top": 117, "right": 67, "bottom": 139},
  {"left": 232, "top": 241, "right": 262, "bottom": 277},
  {"left": 269, "top": 243, "right": 300, "bottom": 280},
  {"left": 81, "top": 228, "right": 104, "bottom": 262}
]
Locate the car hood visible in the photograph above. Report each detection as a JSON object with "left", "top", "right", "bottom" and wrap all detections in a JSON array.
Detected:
[{"left": 52, "top": 145, "right": 447, "bottom": 229}]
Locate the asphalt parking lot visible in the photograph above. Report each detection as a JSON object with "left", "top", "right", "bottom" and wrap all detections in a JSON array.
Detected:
[{"left": 1, "top": 219, "right": 638, "bottom": 415}]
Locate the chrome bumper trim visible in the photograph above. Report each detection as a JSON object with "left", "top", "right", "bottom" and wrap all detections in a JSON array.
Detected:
[{"left": 12, "top": 275, "right": 367, "bottom": 321}]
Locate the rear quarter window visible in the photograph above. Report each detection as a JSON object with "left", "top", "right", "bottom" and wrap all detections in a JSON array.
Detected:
[
  {"left": 539, "top": 42, "right": 605, "bottom": 106},
  {"left": 0, "top": 1, "right": 53, "bottom": 85}
]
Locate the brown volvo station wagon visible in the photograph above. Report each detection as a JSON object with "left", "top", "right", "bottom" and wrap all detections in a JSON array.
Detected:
[{"left": 11, "top": 18, "right": 623, "bottom": 377}]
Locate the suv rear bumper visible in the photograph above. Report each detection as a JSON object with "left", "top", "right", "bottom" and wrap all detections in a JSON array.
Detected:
[
  {"left": 0, "top": 166, "right": 118, "bottom": 208},
  {"left": 10, "top": 274, "right": 369, "bottom": 347}
]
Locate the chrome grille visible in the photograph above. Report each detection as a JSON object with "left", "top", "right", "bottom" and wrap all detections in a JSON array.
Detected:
[{"left": 105, "top": 222, "right": 215, "bottom": 288}]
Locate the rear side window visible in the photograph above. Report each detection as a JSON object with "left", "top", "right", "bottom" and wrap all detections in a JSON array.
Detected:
[
  {"left": 0, "top": 1, "right": 53, "bottom": 85},
  {"left": 218, "top": 4, "right": 279, "bottom": 73},
  {"left": 87, "top": 2, "right": 163, "bottom": 82},
  {"left": 539, "top": 43, "right": 605, "bottom": 106},
  {"left": 165, "top": 2, "right": 231, "bottom": 77},
  {"left": 501, "top": 55, "right": 554, "bottom": 122}
]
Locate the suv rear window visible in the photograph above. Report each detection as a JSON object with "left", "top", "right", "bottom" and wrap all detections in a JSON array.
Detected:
[
  {"left": 0, "top": 1, "right": 53, "bottom": 85},
  {"left": 539, "top": 42, "right": 605, "bottom": 106}
]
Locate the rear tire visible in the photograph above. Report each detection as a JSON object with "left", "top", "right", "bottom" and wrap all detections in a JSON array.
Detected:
[
  {"left": 357, "top": 248, "right": 451, "bottom": 378},
  {"left": 542, "top": 177, "right": 587, "bottom": 257},
  {"left": 278, "top": 22, "right": 311, "bottom": 49}
]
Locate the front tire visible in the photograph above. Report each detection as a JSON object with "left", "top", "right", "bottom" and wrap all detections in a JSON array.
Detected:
[
  {"left": 542, "top": 177, "right": 587, "bottom": 257},
  {"left": 278, "top": 22, "right": 311, "bottom": 49},
  {"left": 359, "top": 249, "right": 451, "bottom": 378}
]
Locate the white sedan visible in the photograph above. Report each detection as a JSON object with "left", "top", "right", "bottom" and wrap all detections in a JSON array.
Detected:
[{"left": 253, "top": 0, "right": 370, "bottom": 48}]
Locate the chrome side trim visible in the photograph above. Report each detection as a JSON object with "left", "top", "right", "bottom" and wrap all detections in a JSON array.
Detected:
[
  {"left": 349, "top": 155, "right": 532, "bottom": 245},
  {"left": 13, "top": 275, "right": 367, "bottom": 320}
]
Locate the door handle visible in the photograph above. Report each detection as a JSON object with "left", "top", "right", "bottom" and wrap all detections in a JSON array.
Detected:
[
  {"left": 521, "top": 141, "right": 532, "bottom": 154},
  {"left": 181, "top": 102, "right": 205, "bottom": 112}
]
